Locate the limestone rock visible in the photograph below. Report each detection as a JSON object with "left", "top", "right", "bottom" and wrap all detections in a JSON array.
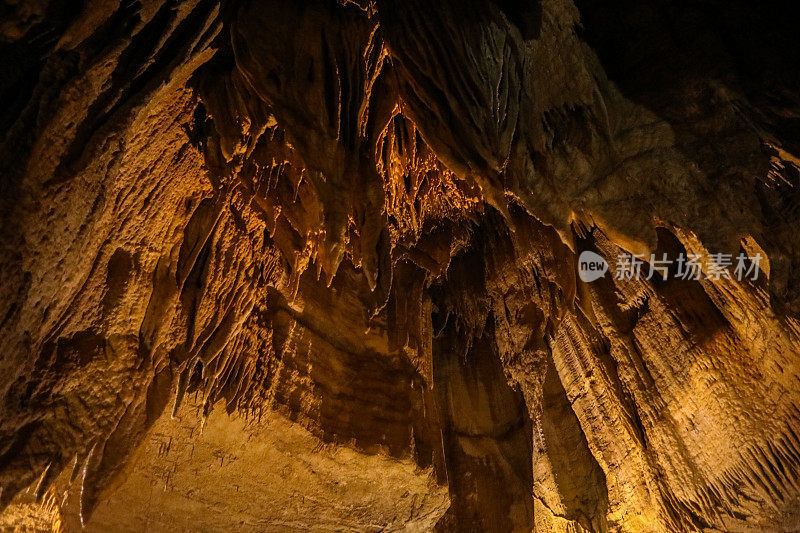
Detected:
[{"left": 1, "top": 0, "right": 799, "bottom": 531}]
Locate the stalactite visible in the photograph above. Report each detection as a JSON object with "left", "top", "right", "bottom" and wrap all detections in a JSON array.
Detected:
[{"left": 2, "top": 0, "right": 800, "bottom": 531}]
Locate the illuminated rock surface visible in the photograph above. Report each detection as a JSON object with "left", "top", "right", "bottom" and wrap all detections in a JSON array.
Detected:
[{"left": 1, "top": 0, "right": 799, "bottom": 531}]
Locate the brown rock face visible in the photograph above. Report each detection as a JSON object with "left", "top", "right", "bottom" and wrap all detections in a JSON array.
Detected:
[{"left": 1, "top": 0, "right": 800, "bottom": 531}]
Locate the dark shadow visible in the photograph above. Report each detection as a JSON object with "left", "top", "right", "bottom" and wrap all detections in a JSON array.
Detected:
[
  {"left": 541, "top": 351, "right": 609, "bottom": 532},
  {"left": 493, "top": 0, "right": 543, "bottom": 40},
  {"left": 433, "top": 314, "right": 535, "bottom": 532}
]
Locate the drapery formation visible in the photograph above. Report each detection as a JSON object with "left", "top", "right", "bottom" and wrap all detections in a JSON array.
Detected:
[{"left": 1, "top": 0, "right": 799, "bottom": 530}]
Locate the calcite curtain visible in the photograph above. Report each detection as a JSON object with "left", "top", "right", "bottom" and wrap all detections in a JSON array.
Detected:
[{"left": 1, "top": 0, "right": 799, "bottom": 531}]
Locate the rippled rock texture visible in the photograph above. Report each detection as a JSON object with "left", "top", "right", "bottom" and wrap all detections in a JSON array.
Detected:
[{"left": 1, "top": 0, "right": 800, "bottom": 531}]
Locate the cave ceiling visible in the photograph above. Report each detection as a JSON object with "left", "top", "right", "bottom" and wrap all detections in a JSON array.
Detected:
[{"left": 1, "top": 0, "right": 800, "bottom": 531}]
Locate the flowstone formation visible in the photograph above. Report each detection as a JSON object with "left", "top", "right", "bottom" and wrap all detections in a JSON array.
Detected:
[{"left": 1, "top": 0, "right": 800, "bottom": 531}]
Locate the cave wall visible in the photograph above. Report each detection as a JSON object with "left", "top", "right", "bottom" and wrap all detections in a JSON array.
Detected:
[{"left": 1, "top": 0, "right": 800, "bottom": 531}]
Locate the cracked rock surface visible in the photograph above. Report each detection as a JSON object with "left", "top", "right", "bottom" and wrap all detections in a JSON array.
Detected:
[{"left": 1, "top": 0, "right": 800, "bottom": 531}]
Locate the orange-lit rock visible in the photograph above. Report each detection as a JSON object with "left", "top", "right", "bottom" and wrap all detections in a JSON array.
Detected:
[{"left": 1, "top": 0, "right": 800, "bottom": 531}]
